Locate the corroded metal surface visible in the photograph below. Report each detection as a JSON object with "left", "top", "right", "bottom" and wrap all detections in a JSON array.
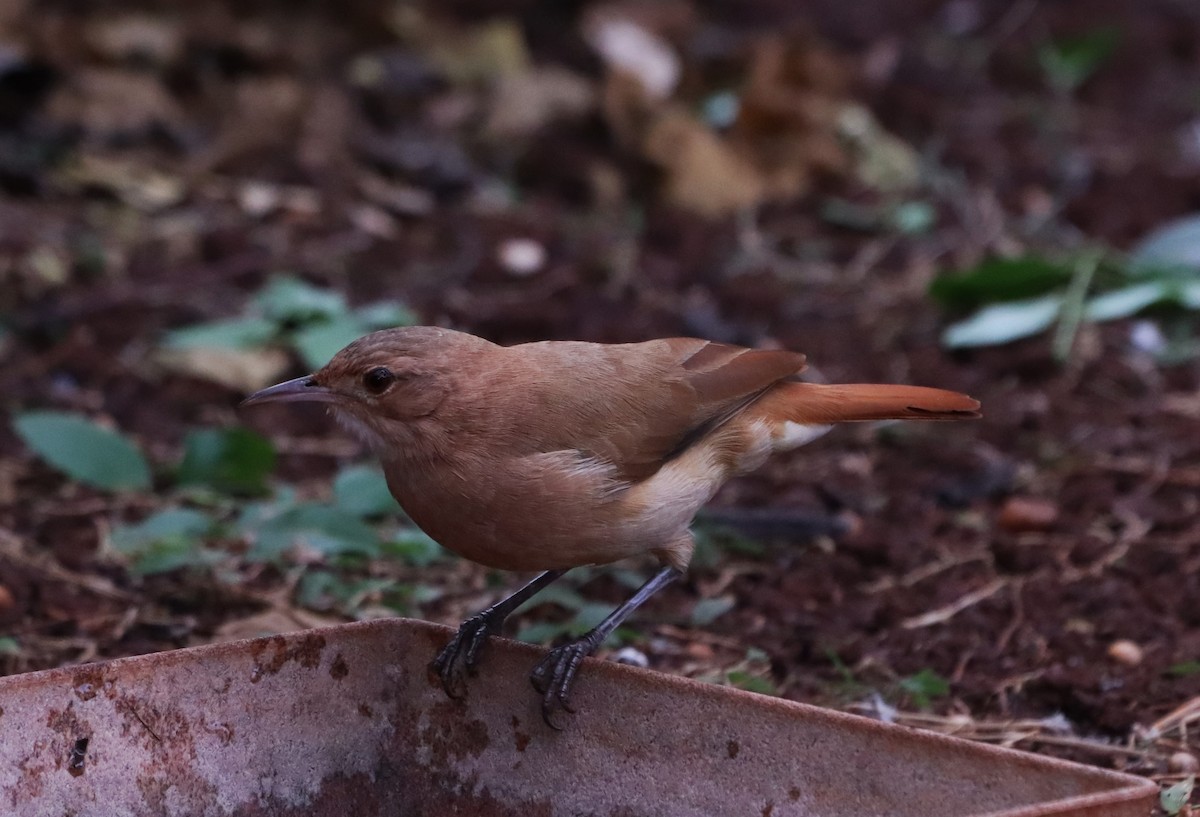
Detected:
[{"left": 0, "top": 618, "right": 1156, "bottom": 816}]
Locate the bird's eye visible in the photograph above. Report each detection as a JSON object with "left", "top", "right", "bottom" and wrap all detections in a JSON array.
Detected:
[{"left": 362, "top": 367, "right": 395, "bottom": 394}]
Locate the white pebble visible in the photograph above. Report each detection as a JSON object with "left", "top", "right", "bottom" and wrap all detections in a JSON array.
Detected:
[
  {"left": 611, "top": 646, "right": 649, "bottom": 668},
  {"left": 1169, "top": 751, "right": 1199, "bottom": 774},
  {"left": 497, "top": 237, "right": 546, "bottom": 277},
  {"left": 1106, "top": 639, "right": 1143, "bottom": 667}
]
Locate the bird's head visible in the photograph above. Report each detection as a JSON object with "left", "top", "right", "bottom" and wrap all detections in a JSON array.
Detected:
[{"left": 241, "top": 326, "right": 480, "bottom": 454}]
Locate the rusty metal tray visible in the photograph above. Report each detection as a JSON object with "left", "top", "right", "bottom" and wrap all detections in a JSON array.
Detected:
[{"left": 1, "top": 618, "right": 1156, "bottom": 816}]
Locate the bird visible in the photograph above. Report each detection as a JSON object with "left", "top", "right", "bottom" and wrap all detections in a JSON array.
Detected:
[{"left": 241, "top": 326, "right": 980, "bottom": 726}]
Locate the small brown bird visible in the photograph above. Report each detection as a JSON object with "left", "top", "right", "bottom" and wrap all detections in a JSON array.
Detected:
[{"left": 243, "top": 326, "right": 979, "bottom": 725}]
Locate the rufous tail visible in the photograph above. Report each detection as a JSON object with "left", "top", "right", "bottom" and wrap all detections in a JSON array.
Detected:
[{"left": 758, "top": 382, "right": 981, "bottom": 425}]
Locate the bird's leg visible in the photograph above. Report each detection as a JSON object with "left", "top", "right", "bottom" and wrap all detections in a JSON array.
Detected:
[
  {"left": 432, "top": 569, "right": 567, "bottom": 699},
  {"left": 530, "top": 565, "right": 681, "bottom": 728}
]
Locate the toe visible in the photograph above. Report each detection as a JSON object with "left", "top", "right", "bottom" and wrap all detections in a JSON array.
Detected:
[{"left": 529, "top": 652, "right": 554, "bottom": 693}]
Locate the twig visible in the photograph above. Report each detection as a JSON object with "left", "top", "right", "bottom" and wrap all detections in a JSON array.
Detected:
[
  {"left": 1150, "top": 696, "right": 1200, "bottom": 742},
  {"left": 901, "top": 578, "right": 1008, "bottom": 629},
  {"left": 863, "top": 550, "right": 991, "bottom": 594},
  {"left": 994, "top": 580, "right": 1025, "bottom": 653},
  {"left": 1052, "top": 250, "right": 1100, "bottom": 362},
  {"left": 0, "top": 530, "right": 133, "bottom": 601},
  {"left": 654, "top": 624, "right": 749, "bottom": 652},
  {"left": 855, "top": 708, "right": 1163, "bottom": 761},
  {"left": 1093, "top": 456, "right": 1200, "bottom": 488}
]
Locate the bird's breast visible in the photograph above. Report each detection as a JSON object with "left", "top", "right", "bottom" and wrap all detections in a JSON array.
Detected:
[{"left": 381, "top": 453, "right": 645, "bottom": 571}]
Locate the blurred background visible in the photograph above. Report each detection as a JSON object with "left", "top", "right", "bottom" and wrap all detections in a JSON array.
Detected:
[{"left": 1, "top": 0, "right": 1198, "bottom": 785}]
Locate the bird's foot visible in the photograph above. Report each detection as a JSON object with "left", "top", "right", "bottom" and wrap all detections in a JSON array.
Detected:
[
  {"left": 529, "top": 635, "right": 601, "bottom": 729},
  {"left": 431, "top": 610, "right": 504, "bottom": 699}
]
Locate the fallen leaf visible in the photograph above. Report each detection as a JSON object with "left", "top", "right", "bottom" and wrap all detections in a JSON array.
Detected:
[
  {"left": 485, "top": 66, "right": 595, "bottom": 138},
  {"left": 838, "top": 104, "right": 920, "bottom": 192},
  {"left": 156, "top": 345, "right": 291, "bottom": 393},
  {"left": 643, "top": 110, "right": 767, "bottom": 217},
  {"left": 58, "top": 153, "right": 185, "bottom": 211},
  {"left": 400, "top": 13, "right": 530, "bottom": 86},
  {"left": 86, "top": 14, "right": 182, "bottom": 66},
  {"left": 213, "top": 608, "right": 344, "bottom": 642},
  {"left": 45, "top": 68, "right": 183, "bottom": 134},
  {"left": 190, "top": 77, "right": 306, "bottom": 175}
]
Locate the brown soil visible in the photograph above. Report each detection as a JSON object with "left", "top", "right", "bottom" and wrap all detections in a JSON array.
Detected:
[{"left": 0, "top": 0, "right": 1196, "bottom": 786}]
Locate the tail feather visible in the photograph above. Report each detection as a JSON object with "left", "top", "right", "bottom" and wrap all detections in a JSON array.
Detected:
[{"left": 760, "top": 382, "right": 981, "bottom": 425}]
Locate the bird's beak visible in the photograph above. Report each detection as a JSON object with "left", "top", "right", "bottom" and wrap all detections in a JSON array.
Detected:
[{"left": 240, "top": 376, "right": 341, "bottom": 407}]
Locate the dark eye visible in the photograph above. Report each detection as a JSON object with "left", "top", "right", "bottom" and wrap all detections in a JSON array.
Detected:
[{"left": 362, "top": 367, "right": 394, "bottom": 394}]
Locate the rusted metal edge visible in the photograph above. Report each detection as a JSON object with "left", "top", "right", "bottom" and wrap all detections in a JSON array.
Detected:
[{"left": 0, "top": 618, "right": 1159, "bottom": 817}]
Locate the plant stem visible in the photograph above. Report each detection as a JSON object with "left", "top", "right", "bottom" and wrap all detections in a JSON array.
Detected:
[{"left": 1052, "top": 251, "right": 1102, "bottom": 362}]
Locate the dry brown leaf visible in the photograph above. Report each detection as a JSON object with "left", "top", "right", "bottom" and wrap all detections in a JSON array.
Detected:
[
  {"left": 642, "top": 110, "right": 766, "bottom": 218},
  {"left": 0, "top": 0, "right": 25, "bottom": 39},
  {"left": 212, "top": 607, "right": 344, "bottom": 643},
  {"left": 838, "top": 105, "right": 920, "bottom": 192},
  {"left": 155, "top": 345, "right": 290, "bottom": 393},
  {"left": 486, "top": 66, "right": 595, "bottom": 138},
  {"left": 45, "top": 68, "right": 183, "bottom": 134},
  {"left": 57, "top": 153, "right": 185, "bottom": 211},
  {"left": 591, "top": 23, "right": 907, "bottom": 217},
  {"left": 85, "top": 14, "right": 182, "bottom": 66},
  {"left": 394, "top": 10, "right": 530, "bottom": 87},
  {"left": 190, "top": 76, "right": 306, "bottom": 175},
  {"left": 298, "top": 83, "right": 355, "bottom": 184}
]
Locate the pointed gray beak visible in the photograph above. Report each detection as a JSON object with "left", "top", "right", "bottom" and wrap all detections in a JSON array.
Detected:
[{"left": 240, "top": 376, "right": 341, "bottom": 407}]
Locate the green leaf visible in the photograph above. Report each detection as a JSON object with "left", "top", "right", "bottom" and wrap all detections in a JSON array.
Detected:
[
  {"left": 930, "top": 256, "right": 1074, "bottom": 310},
  {"left": 409, "top": 583, "right": 443, "bottom": 605},
  {"left": 691, "top": 596, "right": 736, "bottom": 626},
  {"left": 1131, "top": 213, "right": 1200, "bottom": 273},
  {"left": 570, "top": 603, "right": 614, "bottom": 635},
  {"left": 825, "top": 648, "right": 858, "bottom": 685},
  {"left": 899, "top": 668, "right": 950, "bottom": 708},
  {"left": 515, "top": 583, "right": 587, "bottom": 613},
  {"left": 248, "top": 503, "right": 380, "bottom": 560},
  {"left": 235, "top": 487, "right": 297, "bottom": 534},
  {"left": 1161, "top": 775, "right": 1194, "bottom": 817},
  {"left": 0, "top": 636, "right": 20, "bottom": 655},
  {"left": 178, "top": 427, "right": 275, "bottom": 495},
  {"left": 380, "top": 530, "right": 443, "bottom": 567},
  {"left": 727, "top": 670, "right": 776, "bottom": 695},
  {"left": 110, "top": 508, "right": 219, "bottom": 574},
  {"left": 1084, "top": 281, "right": 1176, "bottom": 321},
  {"left": 291, "top": 315, "right": 368, "bottom": 369},
  {"left": 14, "top": 411, "right": 151, "bottom": 491},
  {"left": 610, "top": 568, "right": 650, "bottom": 591},
  {"left": 296, "top": 569, "right": 341, "bottom": 611},
  {"left": 942, "top": 295, "right": 1063, "bottom": 348},
  {"left": 163, "top": 316, "right": 278, "bottom": 350},
  {"left": 111, "top": 508, "right": 213, "bottom": 550},
  {"left": 888, "top": 201, "right": 936, "bottom": 235},
  {"left": 333, "top": 464, "right": 401, "bottom": 516},
  {"left": 1085, "top": 279, "right": 1200, "bottom": 321},
  {"left": 257, "top": 277, "right": 347, "bottom": 324},
  {"left": 1167, "top": 660, "right": 1200, "bottom": 677},
  {"left": 1038, "top": 28, "right": 1119, "bottom": 92},
  {"left": 516, "top": 621, "right": 571, "bottom": 644},
  {"left": 356, "top": 301, "right": 418, "bottom": 329}
]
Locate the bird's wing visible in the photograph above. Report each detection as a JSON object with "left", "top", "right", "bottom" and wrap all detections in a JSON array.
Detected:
[{"left": 512, "top": 338, "right": 807, "bottom": 482}]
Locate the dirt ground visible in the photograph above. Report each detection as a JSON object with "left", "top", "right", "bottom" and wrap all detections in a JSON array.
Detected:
[{"left": 1, "top": 0, "right": 1197, "bottom": 792}]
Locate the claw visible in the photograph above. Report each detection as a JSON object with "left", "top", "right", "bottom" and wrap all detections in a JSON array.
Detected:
[
  {"left": 530, "top": 639, "right": 595, "bottom": 728},
  {"left": 430, "top": 612, "right": 497, "bottom": 699},
  {"left": 431, "top": 570, "right": 570, "bottom": 702}
]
